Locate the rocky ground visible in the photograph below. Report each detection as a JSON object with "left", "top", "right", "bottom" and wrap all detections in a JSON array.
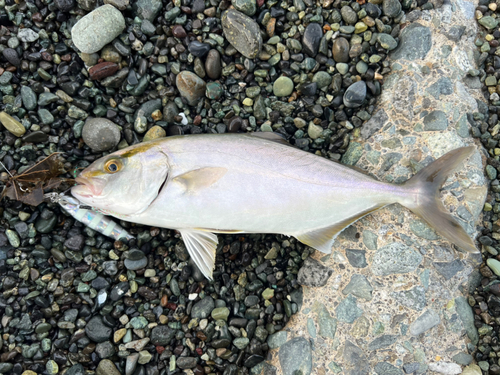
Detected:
[{"left": 0, "top": 0, "right": 497, "bottom": 374}]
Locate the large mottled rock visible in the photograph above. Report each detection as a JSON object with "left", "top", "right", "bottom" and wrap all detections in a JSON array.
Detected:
[
  {"left": 222, "top": 9, "right": 262, "bottom": 58},
  {"left": 71, "top": 5, "right": 125, "bottom": 54},
  {"left": 265, "top": 4, "right": 486, "bottom": 375}
]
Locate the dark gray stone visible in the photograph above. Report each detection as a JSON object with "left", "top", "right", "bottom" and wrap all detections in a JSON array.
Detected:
[
  {"left": 433, "top": 259, "right": 464, "bottom": 280},
  {"left": 403, "top": 363, "right": 420, "bottom": 374},
  {"left": 302, "top": 23, "right": 323, "bottom": 57},
  {"left": 409, "top": 309, "right": 440, "bottom": 335},
  {"left": 368, "top": 335, "right": 398, "bottom": 350},
  {"left": 278, "top": 337, "right": 312, "bottom": 375},
  {"left": 444, "top": 26, "right": 465, "bottom": 42},
  {"left": 452, "top": 352, "right": 473, "bottom": 365},
  {"left": 191, "top": 296, "right": 215, "bottom": 318},
  {"left": 426, "top": 77, "right": 453, "bottom": 99},
  {"left": 297, "top": 258, "right": 333, "bottom": 287},
  {"left": 95, "top": 341, "right": 115, "bottom": 359},
  {"left": 343, "top": 81, "right": 367, "bottom": 108},
  {"left": 455, "top": 296, "right": 479, "bottom": 345},
  {"left": 85, "top": 316, "right": 112, "bottom": 343},
  {"left": 66, "top": 364, "right": 85, "bottom": 375},
  {"left": 375, "top": 362, "right": 404, "bottom": 375},
  {"left": 423, "top": 110, "right": 449, "bottom": 131},
  {"left": 135, "top": 0, "right": 162, "bottom": 21},
  {"left": 150, "top": 325, "right": 176, "bottom": 345},
  {"left": 342, "top": 274, "right": 373, "bottom": 301},
  {"left": 345, "top": 249, "right": 367, "bottom": 268},
  {"left": 343, "top": 341, "right": 369, "bottom": 375},
  {"left": 82, "top": 118, "right": 121, "bottom": 152},
  {"left": 391, "top": 23, "right": 432, "bottom": 61}
]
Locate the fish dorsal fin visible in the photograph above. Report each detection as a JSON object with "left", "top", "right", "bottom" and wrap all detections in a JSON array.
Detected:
[
  {"left": 294, "top": 204, "right": 385, "bottom": 254},
  {"left": 250, "top": 132, "right": 292, "bottom": 146},
  {"left": 173, "top": 167, "right": 227, "bottom": 193},
  {"left": 179, "top": 229, "right": 218, "bottom": 280}
]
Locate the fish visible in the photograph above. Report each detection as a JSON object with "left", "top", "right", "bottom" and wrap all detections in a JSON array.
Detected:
[
  {"left": 45, "top": 192, "right": 135, "bottom": 241},
  {"left": 71, "top": 133, "right": 479, "bottom": 280}
]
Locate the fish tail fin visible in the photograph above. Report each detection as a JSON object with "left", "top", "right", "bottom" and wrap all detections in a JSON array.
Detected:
[{"left": 401, "top": 146, "right": 478, "bottom": 253}]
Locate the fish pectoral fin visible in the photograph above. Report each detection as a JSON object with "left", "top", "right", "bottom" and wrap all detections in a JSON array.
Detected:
[
  {"left": 179, "top": 229, "right": 218, "bottom": 280},
  {"left": 294, "top": 204, "right": 385, "bottom": 254},
  {"left": 173, "top": 167, "right": 227, "bottom": 193}
]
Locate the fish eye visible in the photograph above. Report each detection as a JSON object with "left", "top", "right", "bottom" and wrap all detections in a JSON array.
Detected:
[{"left": 104, "top": 159, "right": 122, "bottom": 174}]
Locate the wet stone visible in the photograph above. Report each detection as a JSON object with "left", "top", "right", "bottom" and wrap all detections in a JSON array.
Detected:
[
  {"left": 205, "top": 50, "right": 222, "bottom": 80},
  {"left": 96, "top": 359, "right": 121, "bottom": 375},
  {"left": 222, "top": 9, "right": 262, "bottom": 59},
  {"left": 135, "top": 0, "right": 162, "bottom": 21},
  {"left": 232, "top": 0, "right": 257, "bottom": 16},
  {"left": 342, "top": 142, "right": 363, "bottom": 166},
  {"left": 302, "top": 23, "right": 323, "bottom": 57},
  {"left": 0, "top": 112, "right": 25, "bottom": 137},
  {"left": 71, "top": 5, "right": 126, "bottom": 54},
  {"left": 191, "top": 296, "right": 215, "bottom": 318},
  {"left": 383, "top": 0, "right": 402, "bottom": 17},
  {"left": 85, "top": 316, "right": 112, "bottom": 343},
  {"left": 176, "top": 71, "right": 206, "bottom": 105},
  {"left": 21, "top": 86, "right": 37, "bottom": 110},
  {"left": 344, "top": 81, "right": 367, "bottom": 108},
  {"left": 82, "top": 118, "right": 121, "bottom": 152},
  {"left": 297, "top": 258, "right": 333, "bottom": 287},
  {"left": 188, "top": 41, "right": 211, "bottom": 57},
  {"left": 278, "top": 337, "right": 312, "bottom": 375},
  {"left": 151, "top": 325, "right": 176, "bottom": 345},
  {"left": 332, "top": 38, "right": 350, "bottom": 63}
]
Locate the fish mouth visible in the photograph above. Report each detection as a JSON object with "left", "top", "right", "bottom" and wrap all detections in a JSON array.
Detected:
[{"left": 73, "top": 177, "right": 100, "bottom": 197}]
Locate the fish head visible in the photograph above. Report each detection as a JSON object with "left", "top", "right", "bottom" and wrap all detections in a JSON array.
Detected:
[{"left": 71, "top": 142, "right": 169, "bottom": 217}]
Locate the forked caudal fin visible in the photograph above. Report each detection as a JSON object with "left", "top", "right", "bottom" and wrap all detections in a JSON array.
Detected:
[{"left": 402, "top": 146, "right": 478, "bottom": 253}]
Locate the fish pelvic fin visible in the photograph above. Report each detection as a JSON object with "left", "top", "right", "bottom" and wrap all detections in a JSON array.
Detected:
[
  {"left": 402, "top": 146, "right": 478, "bottom": 253},
  {"left": 294, "top": 203, "right": 385, "bottom": 253},
  {"left": 179, "top": 229, "right": 218, "bottom": 280}
]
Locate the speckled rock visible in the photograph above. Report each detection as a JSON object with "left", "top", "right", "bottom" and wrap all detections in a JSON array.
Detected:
[
  {"left": 71, "top": 5, "right": 126, "bottom": 54},
  {"left": 176, "top": 71, "right": 206, "bottom": 105},
  {"left": 82, "top": 118, "right": 121, "bottom": 152},
  {"left": 222, "top": 9, "right": 262, "bottom": 58}
]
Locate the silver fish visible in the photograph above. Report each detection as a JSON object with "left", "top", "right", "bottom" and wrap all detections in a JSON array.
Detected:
[
  {"left": 71, "top": 133, "right": 478, "bottom": 279},
  {"left": 45, "top": 193, "right": 134, "bottom": 241}
]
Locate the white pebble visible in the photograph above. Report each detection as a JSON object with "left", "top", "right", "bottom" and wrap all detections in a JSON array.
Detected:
[
  {"left": 428, "top": 362, "right": 462, "bottom": 375},
  {"left": 179, "top": 113, "right": 189, "bottom": 125}
]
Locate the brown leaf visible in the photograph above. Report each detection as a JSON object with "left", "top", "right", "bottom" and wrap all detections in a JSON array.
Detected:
[{"left": 14, "top": 153, "right": 65, "bottom": 183}]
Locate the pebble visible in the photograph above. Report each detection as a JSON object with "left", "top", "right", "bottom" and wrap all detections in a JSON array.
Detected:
[
  {"left": 85, "top": 316, "right": 113, "bottom": 343},
  {"left": 222, "top": 9, "right": 262, "bottom": 58},
  {"left": 0, "top": 111, "right": 26, "bottom": 137},
  {"left": 302, "top": 23, "right": 323, "bottom": 57},
  {"left": 96, "top": 360, "right": 121, "bottom": 375},
  {"left": 82, "top": 118, "right": 121, "bottom": 151},
  {"left": 17, "top": 29, "right": 39, "bottom": 43},
  {"left": 71, "top": 5, "right": 126, "bottom": 54},
  {"left": 232, "top": 0, "right": 257, "bottom": 16},
  {"left": 343, "top": 81, "right": 367, "bottom": 108},
  {"left": 205, "top": 50, "right": 222, "bottom": 80},
  {"left": 332, "top": 37, "right": 350, "bottom": 63},
  {"left": 273, "top": 76, "right": 294, "bottom": 97},
  {"left": 176, "top": 71, "right": 206, "bottom": 105}
]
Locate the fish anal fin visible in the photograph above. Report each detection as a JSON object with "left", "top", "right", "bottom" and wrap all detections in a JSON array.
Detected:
[
  {"left": 179, "top": 229, "right": 218, "bottom": 280},
  {"left": 174, "top": 167, "right": 227, "bottom": 193},
  {"left": 294, "top": 204, "right": 385, "bottom": 254}
]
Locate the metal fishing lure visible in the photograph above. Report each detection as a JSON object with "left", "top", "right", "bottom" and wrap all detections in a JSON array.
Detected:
[{"left": 45, "top": 193, "right": 135, "bottom": 241}]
